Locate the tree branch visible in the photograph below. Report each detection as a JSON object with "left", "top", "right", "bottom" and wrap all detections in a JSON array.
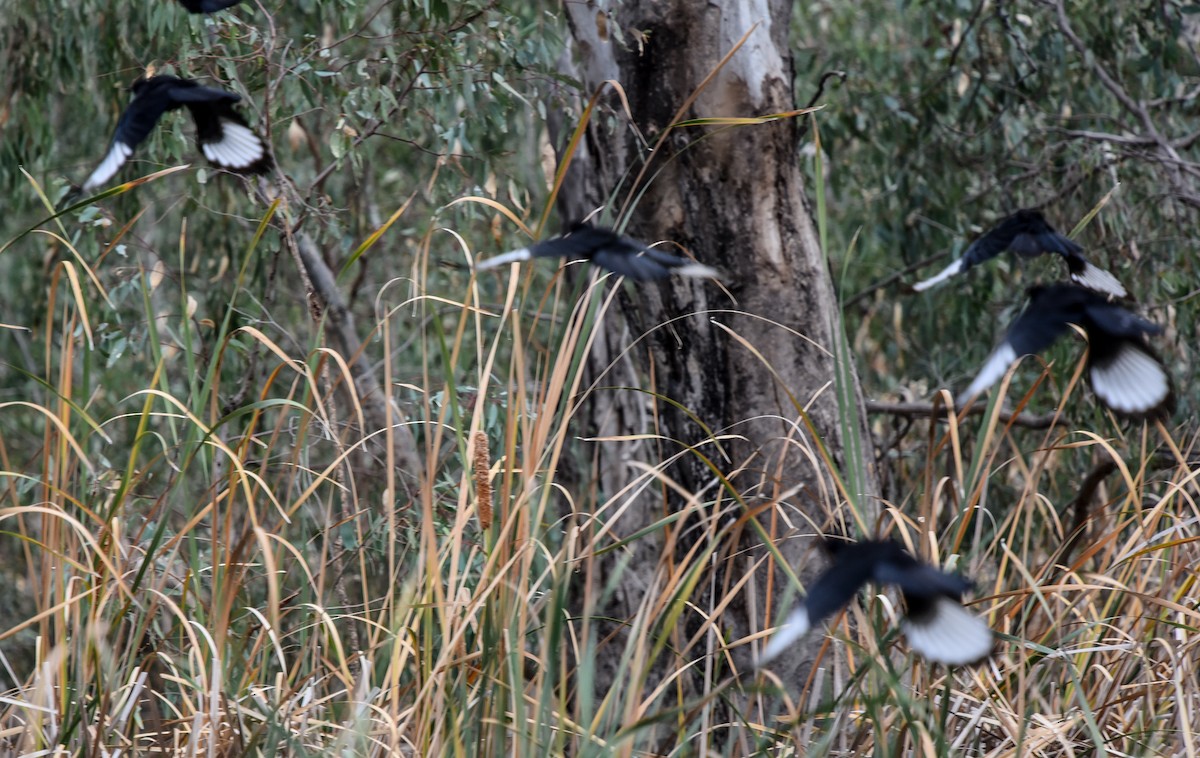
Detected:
[
  {"left": 290, "top": 230, "right": 422, "bottom": 481},
  {"left": 1064, "top": 451, "right": 1200, "bottom": 560},
  {"left": 1052, "top": 0, "right": 1200, "bottom": 209},
  {"left": 843, "top": 249, "right": 949, "bottom": 308},
  {"left": 864, "top": 399, "right": 1060, "bottom": 429}
]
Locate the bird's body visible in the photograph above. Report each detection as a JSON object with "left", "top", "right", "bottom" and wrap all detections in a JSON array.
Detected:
[
  {"left": 758, "top": 538, "right": 993, "bottom": 667},
  {"left": 176, "top": 0, "right": 244, "bottom": 12},
  {"left": 961, "top": 282, "right": 1173, "bottom": 418},
  {"left": 475, "top": 222, "right": 718, "bottom": 281},
  {"left": 82, "top": 75, "right": 271, "bottom": 191},
  {"left": 914, "top": 209, "right": 1126, "bottom": 297}
]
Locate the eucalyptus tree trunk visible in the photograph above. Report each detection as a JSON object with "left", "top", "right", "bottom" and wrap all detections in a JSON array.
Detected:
[{"left": 559, "top": 0, "right": 878, "bottom": 713}]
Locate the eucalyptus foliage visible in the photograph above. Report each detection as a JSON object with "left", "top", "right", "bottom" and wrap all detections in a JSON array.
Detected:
[{"left": 798, "top": 0, "right": 1198, "bottom": 415}]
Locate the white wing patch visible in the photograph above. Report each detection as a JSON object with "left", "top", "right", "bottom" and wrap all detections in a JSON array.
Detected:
[
  {"left": 673, "top": 262, "right": 720, "bottom": 279},
  {"left": 1090, "top": 344, "right": 1170, "bottom": 414},
  {"left": 959, "top": 343, "right": 1018, "bottom": 406},
  {"left": 913, "top": 258, "right": 966, "bottom": 292},
  {"left": 475, "top": 248, "right": 533, "bottom": 271},
  {"left": 757, "top": 606, "right": 811, "bottom": 667},
  {"left": 83, "top": 141, "right": 135, "bottom": 191},
  {"left": 201, "top": 119, "right": 265, "bottom": 169},
  {"left": 1072, "top": 262, "right": 1128, "bottom": 299},
  {"left": 902, "top": 597, "right": 992, "bottom": 666}
]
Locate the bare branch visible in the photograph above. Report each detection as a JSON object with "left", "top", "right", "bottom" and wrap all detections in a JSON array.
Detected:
[
  {"left": 1053, "top": 0, "right": 1200, "bottom": 210},
  {"left": 291, "top": 230, "right": 422, "bottom": 481},
  {"left": 1054, "top": 128, "right": 1157, "bottom": 146},
  {"left": 864, "top": 399, "right": 1060, "bottom": 429},
  {"left": 843, "top": 250, "right": 949, "bottom": 308},
  {"left": 1053, "top": 0, "right": 1160, "bottom": 137}
]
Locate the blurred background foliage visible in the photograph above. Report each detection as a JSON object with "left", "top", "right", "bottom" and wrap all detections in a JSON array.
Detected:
[
  {"left": 790, "top": 0, "right": 1199, "bottom": 504},
  {"left": 0, "top": 0, "right": 568, "bottom": 684},
  {"left": 1, "top": 0, "right": 565, "bottom": 457},
  {"left": 4, "top": 0, "right": 1195, "bottom": 462},
  {"left": 2, "top": 0, "right": 1198, "bottom": 751}
]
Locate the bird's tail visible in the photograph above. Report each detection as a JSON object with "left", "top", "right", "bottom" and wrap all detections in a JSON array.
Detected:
[
  {"left": 901, "top": 597, "right": 993, "bottom": 666},
  {"left": 474, "top": 248, "right": 533, "bottom": 271},
  {"left": 1089, "top": 341, "right": 1173, "bottom": 418},
  {"left": 1071, "top": 262, "right": 1127, "bottom": 299},
  {"left": 912, "top": 258, "right": 966, "bottom": 292}
]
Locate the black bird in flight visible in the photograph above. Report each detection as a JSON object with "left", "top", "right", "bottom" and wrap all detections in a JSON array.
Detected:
[
  {"left": 82, "top": 75, "right": 271, "bottom": 192},
  {"left": 474, "top": 222, "right": 718, "bottom": 281},
  {"left": 914, "top": 209, "right": 1126, "bottom": 298},
  {"left": 961, "top": 282, "right": 1173, "bottom": 419},
  {"left": 176, "top": 0, "right": 244, "bottom": 12},
  {"left": 758, "top": 537, "right": 993, "bottom": 667}
]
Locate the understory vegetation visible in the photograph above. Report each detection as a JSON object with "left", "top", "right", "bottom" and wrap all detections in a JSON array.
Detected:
[{"left": 1, "top": 0, "right": 1197, "bottom": 754}]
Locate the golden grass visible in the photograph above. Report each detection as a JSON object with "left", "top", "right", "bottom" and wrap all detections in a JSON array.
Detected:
[{"left": 1, "top": 191, "right": 1198, "bottom": 756}]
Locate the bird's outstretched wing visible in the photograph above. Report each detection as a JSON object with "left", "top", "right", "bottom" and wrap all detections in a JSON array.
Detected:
[
  {"left": 83, "top": 84, "right": 174, "bottom": 190},
  {"left": 757, "top": 553, "right": 872, "bottom": 666},
  {"left": 912, "top": 217, "right": 1020, "bottom": 292},
  {"left": 591, "top": 245, "right": 717, "bottom": 281},
  {"left": 1087, "top": 339, "right": 1174, "bottom": 418},
  {"left": 1059, "top": 253, "right": 1127, "bottom": 298},
  {"left": 757, "top": 606, "right": 811, "bottom": 666},
  {"left": 477, "top": 223, "right": 717, "bottom": 280},
  {"left": 474, "top": 248, "right": 534, "bottom": 271},
  {"left": 1078, "top": 295, "right": 1172, "bottom": 416},
  {"left": 959, "top": 294, "right": 1076, "bottom": 404},
  {"left": 869, "top": 543, "right": 992, "bottom": 665}
]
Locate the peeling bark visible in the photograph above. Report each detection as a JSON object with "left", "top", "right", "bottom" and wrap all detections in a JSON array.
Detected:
[{"left": 560, "top": 0, "right": 878, "bottom": 721}]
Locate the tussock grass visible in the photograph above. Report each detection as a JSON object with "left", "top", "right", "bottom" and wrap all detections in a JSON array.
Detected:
[{"left": 3, "top": 175, "right": 1198, "bottom": 758}]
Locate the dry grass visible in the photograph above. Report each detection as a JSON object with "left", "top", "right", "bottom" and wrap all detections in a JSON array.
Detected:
[
  {"left": 2, "top": 183, "right": 1198, "bottom": 758},
  {"left": 4, "top": 223, "right": 1195, "bottom": 753}
]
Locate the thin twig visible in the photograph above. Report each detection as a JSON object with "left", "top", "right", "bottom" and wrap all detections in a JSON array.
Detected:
[
  {"left": 842, "top": 250, "right": 950, "bottom": 308},
  {"left": 803, "top": 70, "right": 847, "bottom": 111},
  {"left": 864, "top": 399, "right": 1060, "bottom": 429},
  {"left": 293, "top": 231, "right": 422, "bottom": 482},
  {"left": 1063, "top": 451, "right": 1199, "bottom": 561}
]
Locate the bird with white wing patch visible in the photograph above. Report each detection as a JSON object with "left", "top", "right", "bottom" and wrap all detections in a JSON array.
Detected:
[
  {"left": 914, "top": 209, "right": 1126, "bottom": 298},
  {"left": 475, "top": 222, "right": 719, "bottom": 282},
  {"left": 81, "top": 74, "right": 271, "bottom": 192},
  {"left": 758, "top": 537, "right": 993, "bottom": 668},
  {"left": 959, "top": 282, "right": 1174, "bottom": 419}
]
